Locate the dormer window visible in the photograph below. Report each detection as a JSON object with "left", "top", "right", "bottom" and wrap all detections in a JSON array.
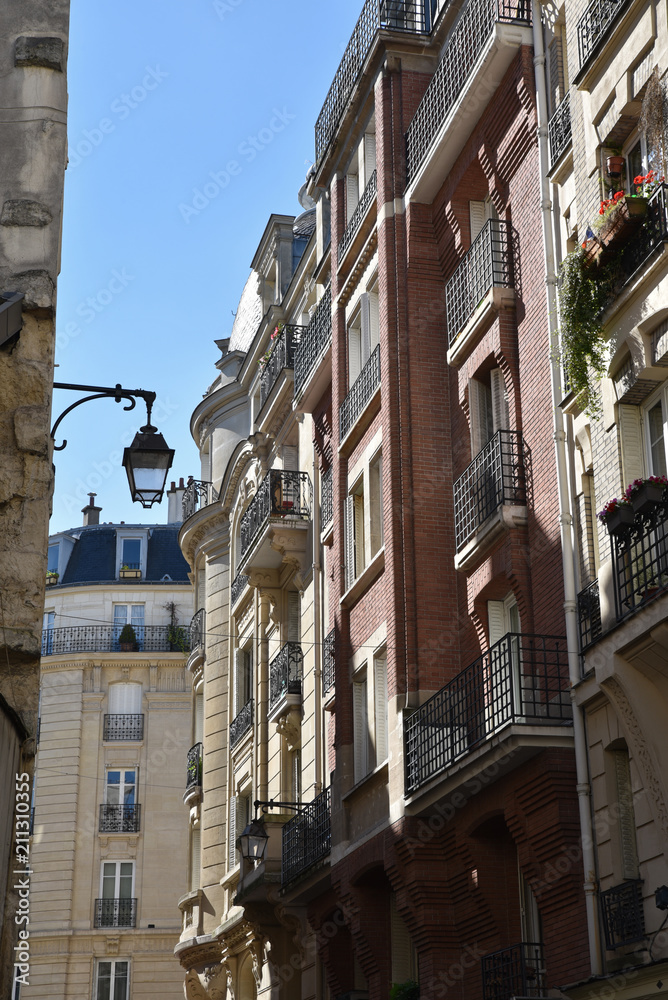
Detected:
[
  {"left": 117, "top": 534, "right": 145, "bottom": 580},
  {"left": 47, "top": 544, "right": 59, "bottom": 575}
]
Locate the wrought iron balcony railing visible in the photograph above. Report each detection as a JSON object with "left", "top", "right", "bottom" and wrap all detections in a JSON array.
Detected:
[
  {"left": 321, "top": 466, "right": 333, "bottom": 528},
  {"left": 338, "top": 170, "right": 377, "bottom": 263},
  {"left": 94, "top": 898, "right": 137, "bottom": 929},
  {"left": 230, "top": 699, "right": 253, "bottom": 749},
  {"left": 446, "top": 219, "right": 515, "bottom": 348},
  {"left": 453, "top": 430, "right": 526, "bottom": 551},
  {"left": 240, "top": 470, "right": 312, "bottom": 561},
  {"left": 259, "top": 324, "right": 305, "bottom": 410},
  {"left": 190, "top": 608, "right": 205, "bottom": 651},
  {"left": 548, "top": 91, "right": 572, "bottom": 168},
  {"left": 340, "top": 344, "right": 381, "bottom": 441},
  {"left": 577, "top": 0, "right": 632, "bottom": 68},
  {"left": 600, "top": 880, "right": 646, "bottom": 949},
  {"left": 404, "top": 633, "right": 571, "bottom": 794},
  {"left": 405, "top": 0, "right": 531, "bottom": 183},
  {"left": 103, "top": 714, "right": 144, "bottom": 742},
  {"left": 182, "top": 478, "right": 219, "bottom": 520},
  {"left": 315, "top": 2, "right": 430, "bottom": 165},
  {"left": 269, "top": 642, "right": 304, "bottom": 709},
  {"left": 323, "top": 629, "right": 335, "bottom": 696},
  {"left": 231, "top": 571, "right": 249, "bottom": 607},
  {"left": 294, "top": 286, "right": 332, "bottom": 397},
  {"left": 578, "top": 580, "right": 602, "bottom": 652},
  {"left": 282, "top": 786, "right": 331, "bottom": 886},
  {"left": 612, "top": 486, "right": 668, "bottom": 620},
  {"left": 481, "top": 942, "right": 546, "bottom": 1000},
  {"left": 99, "top": 804, "right": 141, "bottom": 833},
  {"left": 41, "top": 624, "right": 191, "bottom": 656},
  {"left": 186, "top": 742, "right": 203, "bottom": 790},
  {"left": 611, "top": 183, "right": 668, "bottom": 294}
]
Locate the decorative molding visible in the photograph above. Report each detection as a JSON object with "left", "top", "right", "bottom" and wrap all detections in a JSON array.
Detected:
[{"left": 276, "top": 709, "right": 301, "bottom": 751}]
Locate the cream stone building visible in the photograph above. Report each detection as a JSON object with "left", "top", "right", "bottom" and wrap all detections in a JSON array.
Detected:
[{"left": 25, "top": 490, "right": 195, "bottom": 999}]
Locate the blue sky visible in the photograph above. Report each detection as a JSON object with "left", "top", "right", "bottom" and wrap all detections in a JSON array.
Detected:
[{"left": 50, "top": 0, "right": 362, "bottom": 534}]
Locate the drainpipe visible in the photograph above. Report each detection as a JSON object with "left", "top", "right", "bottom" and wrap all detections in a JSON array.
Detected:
[
  {"left": 257, "top": 588, "right": 270, "bottom": 802},
  {"left": 531, "top": 0, "right": 602, "bottom": 975},
  {"left": 312, "top": 440, "right": 323, "bottom": 796}
]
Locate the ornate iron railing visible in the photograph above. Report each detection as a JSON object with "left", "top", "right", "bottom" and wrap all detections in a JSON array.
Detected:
[
  {"left": 404, "top": 633, "right": 571, "bottom": 794},
  {"left": 230, "top": 699, "right": 253, "bottom": 749},
  {"left": 282, "top": 786, "right": 331, "bottom": 886},
  {"left": 323, "top": 629, "right": 335, "bottom": 696},
  {"left": 548, "top": 92, "right": 571, "bottom": 168},
  {"left": 190, "top": 608, "right": 205, "bottom": 651},
  {"left": 94, "top": 898, "right": 137, "bottom": 928},
  {"left": 259, "top": 324, "right": 305, "bottom": 409},
  {"left": 446, "top": 219, "right": 515, "bottom": 347},
  {"left": 612, "top": 183, "right": 668, "bottom": 293},
  {"left": 231, "top": 571, "right": 249, "bottom": 607},
  {"left": 269, "top": 642, "right": 303, "bottom": 709},
  {"left": 240, "top": 470, "right": 312, "bottom": 562},
  {"left": 321, "top": 466, "right": 333, "bottom": 528},
  {"left": 99, "top": 804, "right": 141, "bottom": 833},
  {"left": 103, "top": 714, "right": 144, "bottom": 742},
  {"left": 182, "top": 479, "right": 219, "bottom": 520},
  {"left": 41, "top": 624, "right": 191, "bottom": 656},
  {"left": 577, "top": 0, "right": 632, "bottom": 68},
  {"left": 406, "top": 0, "right": 531, "bottom": 183},
  {"left": 338, "top": 170, "right": 377, "bottom": 263},
  {"left": 600, "top": 880, "right": 645, "bottom": 949},
  {"left": 453, "top": 430, "right": 526, "bottom": 551},
  {"left": 481, "top": 942, "right": 547, "bottom": 1000},
  {"left": 186, "top": 742, "right": 203, "bottom": 790},
  {"left": 340, "top": 344, "right": 381, "bottom": 441},
  {"left": 612, "top": 487, "right": 668, "bottom": 620},
  {"left": 578, "top": 580, "right": 602, "bottom": 652},
  {"left": 294, "top": 286, "right": 332, "bottom": 396}
]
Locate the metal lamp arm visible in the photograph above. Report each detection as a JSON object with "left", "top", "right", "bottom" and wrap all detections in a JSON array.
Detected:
[
  {"left": 253, "top": 798, "right": 308, "bottom": 818},
  {"left": 51, "top": 383, "right": 157, "bottom": 451}
]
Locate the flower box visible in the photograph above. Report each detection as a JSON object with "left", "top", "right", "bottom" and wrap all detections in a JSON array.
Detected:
[
  {"left": 603, "top": 504, "right": 635, "bottom": 535},
  {"left": 46, "top": 575, "right": 59, "bottom": 586},
  {"left": 119, "top": 568, "right": 142, "bottom": 579},
  {"left": 598, "top": 197, "right": 647, "bottom": 248},
  {"left": 631, "top": 481, "right": 665, "bottom": 515}
]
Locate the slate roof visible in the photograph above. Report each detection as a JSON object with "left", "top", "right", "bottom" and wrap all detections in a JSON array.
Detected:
[{"left": 58, "top": 525, "right": 190, "bottom": 585}]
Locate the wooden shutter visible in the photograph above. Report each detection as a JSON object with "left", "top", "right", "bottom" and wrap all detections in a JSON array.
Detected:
[
  {"left": 374, "top": 656, "right": 388, "bottom": 765},
  {"left": 288, "top": 592, "right": 301, "bottom": 643},
  {"left": 190, "top": 827, "right": 201, "bottom": 891},
  {"left": 369, "top": 454, "right": 383, "bottom": 556},
  {"left": 346, "top": 174, "right": 359, "bottom": 223},
  {"left": 195, "top": 694, "right": 204, "bottom": 743},
  {"left": 360, "top": 293, "right": 371, "bottom": 367},
  {"left": 491, "top": 369, "right": 510, "bottom": 433},
  {"left": 353, "top": 678, "right": 368, "bottom": 782},
  {"left": 614, "top": 749, "right": 639, "bottom": 879},
  {"left": 364, "top": 133, "right": 377, "bottom": 182},
  {"left": 619, "top": 405, "right": 645, "bottom": 485},
  {"left": 488, "top": 601, "right": 507, "bottom": 646},
  {"left": 283, "top": 445, "right": 298, "bottom": 472},
  {"left": 228, "top": 796, "right": 237, "bottom": 869},
  {"left": 292, "top": 750, "right": 302, "bottom": 803},
  {"left": 354, "top": 493, "right": 365, "bottom": 575},
  {"left": 348, "top": 326, "right": 362, "bottom": 387},
  {"left": 469, "top": 200, "right": 486, "bottom": 243},
  {"left": 369, "top": 292, "right": 380, "bottom": 352},
  {"left": 391, "top": 895, "right": 414, "bottom": 983},
  {"left": 469, "top": 378, "right": 493, "bottom": 457},
  {"left": 345, "top": 495, "right": 356, "bottom": 590},
  {"left": 234, "top": 649, "right": 244, "bottom": 715}
]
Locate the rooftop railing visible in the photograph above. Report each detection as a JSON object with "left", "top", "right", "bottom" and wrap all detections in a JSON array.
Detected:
[
  {"left": 481, "top": 942, "right": 546, "bottom": 1000},
  {"left": 445, "top": 219, "right": 515, "bottom": 348},
  {"left": 41, "top": 625, "right": 191, "bottom": 656},
  {"left": 294, "top": 286, "right": 332, "bottom": 397},
  {"left": 577, "top": 0, "right": 632, "bottom": 68},
  {"left": 453, "top": 430, "right": 526, "bottom": 551},
  {"left": 240, "top": 470, "right": 312, "bottom": 562},
  {"left": 269, "top": 642, "right": 303, "bottom": 709},
  {"left": 340, "top": 344, "right": 381, "bottom": 441},
  {"left": 282, "top": 786, "right": 331, "bottom": 886},
  {"left": 600, "top": 880, "right": 645, "bottom": 949},
  {"left": 548, "top": 91, "right": 572, "bottom": 168},
  {"left": 182, "top": 479, "right": 219, "bottom": 520},
  {"left": 230, "top": 698, "right": 253, "bottom": 749},
  {"left": 259, "top": 324, "right": 305, "bottom": 410},
  {"left": 338, "top": 170, "right": 377, "bottom": 263}
]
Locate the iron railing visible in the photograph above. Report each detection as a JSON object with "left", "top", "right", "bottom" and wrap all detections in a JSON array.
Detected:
[
  {"left": 612, "top": 183, "right": 668, "bottom": 292},
  {"left": 340, "top": 344, "right": 381, "bottom": 440},
  {"left": 230, "top": 699, "right": 253, "bottom": 749},
  {"left": 240, "top": 470, "right": 312, "bottom": 562},
  {"left": 338, "top": 170, "right": 377, "bottom": 263},
  {"left": 190, "top": 608, "right": 205, "bottom": 651},
  {"left": 94, "top": 898, "right": 137, "bottom": 929},
  {"left": 577, "top": 0, "right": 632, "bottom": 68},
  {"left": 612, "top": 487, "right": 668, "bottom": 620},
  {"left": 600, "top": 880, "right": 646, "bottom": 949},
  {"left": 323, "top": 630, "right": 335, "bottom": 696},
  {"left": 548, "top": 92, "right": 572, "bottom": 168},
  {"left": 182, "top": 479, "right": 219, "bottom": 520},
  {"left": 282, "top": 786, "right": 331, "bottom": 886},
  {"left": 405, "top": 0, "right": 531, "bottom": 183},
  {"left": 259, "top": 324, "right": 305, "bottom": 409},
  {"left": 231, "top": 571, "right": 249, "bottom": 607},
  {"left": 446, "top": 219, "right": 515, "bottom": 348},
  {"left": 321, "top": 466, "right": 333, "bottom": 528},
  {"left": 269, "top": 642, "right": 304, "bottom": 709},
  {"left": 186, "top": 742, "right": 203, "bottom": 790},
  {"left": 578, "top": 580, "right": 602, "bottom": 652},
  {"left": 294, "top": 286, "right": 332, "bottom": 396},
  {"left": 315, "top": 2, "right": 430, "bottom": 165},
  {"left": 481, "top": 942, "right": 546, "bottom": 1000},
  {"left": 404, "top": 633, "right": 571, "bottom": 794},
  {"left": 99, "top": 804, "right": 141, "bottom": 833},
  {"left": 103, "top": 714, "right": 144, "bottom": 742},
  {"left": 41, "top": 624, "right": 191, "bottom": 656},
  {"left": 453, "top": 430, "right": 526, "bottom": 551}
]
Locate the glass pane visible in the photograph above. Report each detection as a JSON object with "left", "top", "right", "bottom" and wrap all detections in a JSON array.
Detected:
[
  {"left": 119, "top": 863, "right": 133, "bottom": 898},
  {"left": 96, "top": 963, "right": 112, "bottom": 1000},
  {"left": 113, "top": 962, "right": 129, "bottom": 1000},
  {"left": 102, "top": 864, "right": 116, "bottom": 898},
  {"left": 123, "top": 773, "right": 135, "bottom": 805},
  {"left": 131, "top": 606, "right": 145, "bottom": 624},
  {"left": 106, "top": 772, "right": 120, "bottom": 805},
  {"left": 627, "top": 141, "right": 642, "bottom": 193},
  {"left": 121, "top": 539, "right": 141, "bottom": 567},
  {"left": 47, "top": 544, "right": 59, "bottom": 574},
  {"left": 648, "top": 402, "right": 667, "bottom": 476}
]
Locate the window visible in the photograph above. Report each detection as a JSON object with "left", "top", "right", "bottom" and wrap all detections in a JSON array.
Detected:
[
  {"left": 42, "top": 610, "right": 55, "bottom": 655},
  {"left": 229, "top": 792, "right": 251, "bottom": 870},
  {"left": 47, "top": 543, "right": 59, "bottom": 574},
  {"left": 369, "top": 452, "right": 383, "bottom": 557},
  {"left": 108, "top": 683, "right": 142, "bottom": 715},
  {"left": 97, "top": 862, "right": 135, "bottom": 928},
  {"left": 487, "top": 596, "right": 521, "bottom": 733},
  {"left": 291, "top": 749, "right": 302, "bottom": 803},
  {"left": 643, "top": 385, "right": 668, "bottom": 477},
  {"left": 113, "top": 605, "right": 145, "bottom": 647},
  {"left": 469, "top": 368, "right": 509, "bottom": 457},
  {"left": 95, "top": 960, "right": 129, "bottom": 1000},
  {"left": 105, "top": 770, "right": 136, "bottom": 806},
  {"left": 611, "top": 746, "right": 639, "bottom": 880},
  {"left": 234, "top": 646, "right": 253, "bottom": 716},
  {"left": 190, "top": 827, "right": 201, "bottom": 891},
  {"left": 353, "top": 649, "right": 388, "bottom": 783},
  {"left": 347, "top": 290, "right": 379, "bottom": 388},
  {"left": 287, "top": 591, "right": 301, "bottom": 643},
  {"left": 345, "top": 477, "right": 365, "bottom": 589},
  {"left": 121, "top": 537, "right": 141, "bottom": 570},
  {"left": 344, "top": 445, "right": 383, "bottom": 591}
]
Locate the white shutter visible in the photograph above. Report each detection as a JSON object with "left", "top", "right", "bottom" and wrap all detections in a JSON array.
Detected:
[
  {"left": 288, "top": 592, "right": 301, "bottom": 643},
  {"left": 195, "top": 694, "right": 204, "bottom": 743},
  {"left": 346, "top": 174, "right": 359, "bottom": 223},
  {"left": 614, "top": 750, "right": 639, "bottom": 879},
  {"left": 292, "top": 750, "right": 302, "bottom": 803},
  {"left": 353, "top": 679, "right": 368, "bottom": 782},
  {"left": 109, "top": 682, "right": 142, "bottom": 714},
  {"left": 190, "top": 827, "right": 201, "bottom": 891},
  {"left": 469, "top": 200, "right": 486, "bottom": 242},
  {"left": 391, "top": 895, "right": 413, "bottom": 983},
  {"left": 488, "top": 601, "right": 507, "bottom": 646},
  {"left": 374, "top": 656, "right": 388, "bottom": 765},
  {"left": 491, "top": 369, "right": 510, "bottom": 433},
  {"left": 228, "top": 796, "right": 237, "bottom": 869},
  {"left": 348, "top": 326, "right": 362, "bottom": 387},
  {"left": 364, "top": 133, "right": 377, "bottom": 182},
  {"left": 369, "top": 291, "right": 380, "bottom": 352},
  {"left": 354, "top": 494, "right": 365, "bottom": 575},
  {"left": 369, "top": 454, "right": 383, "bottom": 556},
  {"left": 619, "top": 405, "right": 645, "bottom": 486},
  {"left": 360, "top": 293, "right": 371, "bottom": 367},
  {"left": 283, "top": 446, "right": 299, "bottom": 472},
  {"left": 469, "top": 378, "right": 492, "bottom": 457},
  {"left": 345, "top": 495, "right": 356, "bottom": 590}
]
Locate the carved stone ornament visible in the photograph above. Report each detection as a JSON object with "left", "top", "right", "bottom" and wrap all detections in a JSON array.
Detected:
[
  {"left": 184, "top": 969, "right": 226, "bottom": 1000},
  {"left": 276, "top": 708, "right": 301, "bottom": 751}
]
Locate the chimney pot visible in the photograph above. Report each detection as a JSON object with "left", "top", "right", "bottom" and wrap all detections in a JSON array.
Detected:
[{"left": 81, "top": 494, "right": 102, "bottom": 526}]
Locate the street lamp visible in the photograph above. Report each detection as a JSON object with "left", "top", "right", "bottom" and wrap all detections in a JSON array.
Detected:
[{"left": 236, "top": 799, "right": 307, "bottom": 865}]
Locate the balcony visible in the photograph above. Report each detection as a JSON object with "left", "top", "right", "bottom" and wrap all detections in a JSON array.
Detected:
[
  {"left": 607, "top": 183, "right": 668, "bottom": 298},
  {"left": 548, "top": 92, "right": 571, "bottom": 170},
  {"left": 600, "top": 880, "right": 645, "bottom": 949},
  {"left": 189, "top": 608, "right": 205, "bottom": 651},
  {"left": 182, "top": 478, "right": 219, "bottom": 521},
  {"left": 230, "top": 698, "right": 253, "bottom": 749},
  {"left": 453, "top": 430, "right": 526, "bottom": 563},
  {"left": 238, "top": 470, "right": 312, "bottom": 575},
  {"left": 94, "top": 897, "right": 137, "bottom": 929},
  {"left": 259, "top": 323, "right": 305, "bottom": 413},
  {"left": 103, "top": 714, "right": 144, "bottom": 742},
  {"left": 282, "top": 786, "right": 331, "bottom": 886},
  {"left": 405, "top": 0, "right": 532, "bottom": 200},
  {"left": 323, "top": 630, "right": 336, "bottom": 698},
  {"left": 184, "top": 742, "right": 203, "bottom": 807},
  {"left": 404, "top": 633, "right": 571, "bottom": 795},
  {"left": 269, "top": 642, "right": 303, "bottom": 711},
  {"left": 231, "top": 571, "right": 249, "bottom": 607},
  {"left": 577, "top": 0, "right": 632, "bottom": 70},
  {"left": 315, "top": 1, "right": 429, "bottom": 166},
  {"left": 294, "top": 286, "right": 332, "bottom": 402},
  {"left": 338, "top": 169, "right": 377, "bottom": 266},
  {"left": 340, "top": 343, "right": 381, "bottom": 445},
  {"left": 577, "top": 580, "right": 602, "bottom": 652},
  {"left": 99, "top": 804, "right": 141, "bottom": 833},
  {"left": 481, "top": 942, "right": 546, "bottom": 1000},
  {"left": 611, "top": 486, "right": 668, "bottom": 620},
  {"left": 321, "top": 466, "right": 333, "bottom": 532},
  {"left": 41, "top": 624, "right": 191, "bottom": 656},
  {"left": 445, "top": 219, "right": 516, "bottom": 364}
]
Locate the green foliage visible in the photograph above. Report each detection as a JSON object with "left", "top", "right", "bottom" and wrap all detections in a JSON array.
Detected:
[
  {"left": 118, "top": 624, "right": 137, "bottom": 645},
  {"left": 167, "top": 624, "right": 189, "bottom": 653},
  {"left": 557, "top": 247, "right": 611, "bottom": 417},
  {"left": 390, "top": 982, "right": 420, "bottom": 1000}
]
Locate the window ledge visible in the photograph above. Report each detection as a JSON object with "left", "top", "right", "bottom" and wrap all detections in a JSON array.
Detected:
[
  {"left": 342, "top": 759, "right": 388, "bottom": 802},
  {"left": 454, "top": 505, "right": 527, "bottom": 572},
  {"left": 447, "top": 287, "right": 515, "bottom": 368},
  {"left": 340, "top": 547, "right": 385, "bottom": 608}
]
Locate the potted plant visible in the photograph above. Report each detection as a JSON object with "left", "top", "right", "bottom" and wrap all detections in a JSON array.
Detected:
[
  {"left": 46, "top": 570, "right": 59, "bottom": 586},
  {"left": 167, "top": 623, "right": 189, "bottom": 653},
  {"left": 597, "top": 496, "right": 635, "bottom": 535},
  {"left": 118, "top": 623, "right": 138, "bottom": 651},
  {"left": 625, "top": 475, "right": 668, "bottom": 515},
  {"left": 605, "top": 149, "right": 624, "bottom": 177}
]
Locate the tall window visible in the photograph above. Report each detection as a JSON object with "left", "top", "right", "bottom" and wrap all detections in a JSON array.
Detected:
[
  {"left": 345, "top": 477, "right": 366, "bottom": 589},
  {"left": 611, "top": 745, "right": 639, "bottom": 880},
  {"left": 347, "top": 290, "right": 379, "bottom": 388},
  {"left": 95, "top": 960, "right": 129, "bottom": 1000},
  {"left": 644, "top": 386, "right": 668, "bottom": 477},
  {"left": 469, "top": 368, "right": 509, "bottom": 458},
  {"left": 229, "top": 792, "right": 251, "bottom": 870},
  {"left": 105, "top": 770, "right": 136, "bottom": 807},
  {"left": 345, "top": 446, "right": 383, "bottom": 590},
  {"left": 121, "top": 537, "right": 141, "bottom": 570},
  {"left": 113, "top": 605, "right": 145, "bottom": 646},
  {"left": 42, "top": 609, "right": 55, "bottom": 655},
  {"left": 234, "top": 646, "right": 253, "bottom": 716},
  {"left": 101, "top": 861, "right": 134, "bottom": 902},
  {"left": 47, "top": 543, "right": 59, "bottom": 575},
  {"left": 353, "top": 650, "right": 388, "bottom": 783}
]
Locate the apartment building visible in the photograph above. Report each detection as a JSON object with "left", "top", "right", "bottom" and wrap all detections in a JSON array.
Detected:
[{"left": 25, "top": 490, "right": 193, "bottom": 999}]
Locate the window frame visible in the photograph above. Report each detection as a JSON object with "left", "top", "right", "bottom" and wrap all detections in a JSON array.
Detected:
[
  {"left": 352, "top": 639, "right": 388, "bottom": 784},
  {"left": 642, "top": 381, "right": 668, "bottom": 478},
  {"left": 344, "top": 436, "right": 384, "bottom": 592},
  {"left": 95, "top": 959, "right": 130, "bottom": 1000},
  {"left": 115, "top": 529, "right": 147, "bottom": 579},
  {"left": 100, "top": 860, "right": 135, "bottom": 900},
  {"left": 105, "top": 768, "right": 137, "bottom": 806}
]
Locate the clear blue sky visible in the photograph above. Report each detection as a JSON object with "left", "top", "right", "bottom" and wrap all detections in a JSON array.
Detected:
[{"left": 50, "top": 0, "right": 362, "bottom": 533}]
